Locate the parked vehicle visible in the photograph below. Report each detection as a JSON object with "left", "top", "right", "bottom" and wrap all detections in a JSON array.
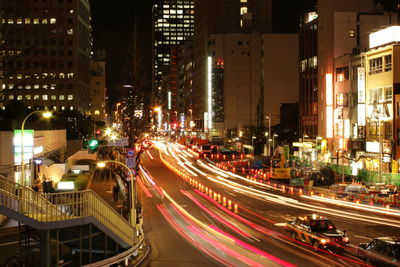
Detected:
[{"left": 356, "top": 237, "right": 400, "bottom": 266}]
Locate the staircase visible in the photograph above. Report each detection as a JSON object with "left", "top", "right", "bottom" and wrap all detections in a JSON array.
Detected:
[{"left": 0, "top": 175, "right": 135, "bottom": 249}]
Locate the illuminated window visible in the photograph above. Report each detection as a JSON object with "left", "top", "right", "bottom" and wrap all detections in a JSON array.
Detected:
[
  {"left": 8, "top": 19, "right": 14, "bottom": 24},
  {"left": 50, "top": 18, "right": 56, "bottom": 24},
  {"left": 67, "top": 94, "right": 73, "bottom": 100},
  {"left": 240, "top": 7, "right": 248, "bottom": 15},
  {"left": 33, "top": 18, "right": 39, "bottom": 24},
  {"left": 336, "top": 67, "right": 349, "bottom": 82},
  {"left": 50, "top": 84, "right": 56, "bottom": 89},
  {"left": 59, "top": 73, "right": 65, "bottom": 78},
  {"left": 69, "top": 9, "right": 74, "bottom": 14},
  {"left": 17, "top": 18, "right": 22, "bottom": 24},
  {"left": 17, "top": 95, "right": 23, "bottom": 100},
  {"left": 240, "top": 0, "right": 248, "bottom": 2},
  {"left": 26, "top": 95, "right": 31, "bottom": 100},
  {"left": 67, "top": 29, "right": 73, "bottom": 35},
  {"left": 336, "top": 93, "right": 348, "bottom": 106},
  {"left": 309, "top": 56, "right": 317, "bottom": 68},
  {"left": 61, "top": 106, "right": 65, "bottom": 111},
  {"left": 8, "top": 95, "right": 14, "bottom": 100},
  {"left": 70, "top": 106, "right": 74, "bottom": 111},
  {"left": 67, "top": 73, "right": 74, "bottom": 78},
  {"left": 42, "top": 18, "right": 48, "bottom": 24},
  {"left": 34, "top": 95, "right": 39, "bottom": 100},
  {"left": 34, "top": 84, "right": 39, "bottom": 89},
  {"left": 59, "top": 95, "right": 65, "bottom": 100},
  {"left": 42, "top": 95, "right": 48, "bottom": 100},
  {"left": 51, "top": 95, "right": 56, "bottom": 100},
  {"left": 300, "top": 59, "right": 307, "bottom": 72}
]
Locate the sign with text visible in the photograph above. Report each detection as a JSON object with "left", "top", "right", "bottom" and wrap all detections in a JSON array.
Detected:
[{"left": 107, "top": 137, "right": 128, "bottom": 147}]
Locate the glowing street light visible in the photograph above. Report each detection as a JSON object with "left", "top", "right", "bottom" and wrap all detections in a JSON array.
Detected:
[{"left": 21, "top": 110, "right": 52, "bottom": 185}]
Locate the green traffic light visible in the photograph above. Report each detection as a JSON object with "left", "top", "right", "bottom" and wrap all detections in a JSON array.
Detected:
[{"left": 89, "top": 139, "right": 98, "bottom": 148}]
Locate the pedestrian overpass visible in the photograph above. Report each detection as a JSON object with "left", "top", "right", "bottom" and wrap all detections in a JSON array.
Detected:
[{"left": 0, "top": 175, "right": 145, "bottom": 266}]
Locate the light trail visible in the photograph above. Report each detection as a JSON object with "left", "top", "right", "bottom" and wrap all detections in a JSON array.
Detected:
[
  {"left": 205, "top": 174, "right": 400, "bottom": 228},
  {"left": 181, "top": 189, "right": 253, "bottom": 238}
]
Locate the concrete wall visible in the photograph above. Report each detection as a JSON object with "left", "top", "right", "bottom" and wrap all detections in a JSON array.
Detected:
[
  {"left": 210, "top": 33, "right": 262, "bottom": 131},
  {"left": 0, "top": 132, "right": 14, "bottom": 180}
]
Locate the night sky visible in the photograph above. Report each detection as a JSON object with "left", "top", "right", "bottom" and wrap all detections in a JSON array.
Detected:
[{"left": 90, "top": 0, "right": 316, "bottom": 106}]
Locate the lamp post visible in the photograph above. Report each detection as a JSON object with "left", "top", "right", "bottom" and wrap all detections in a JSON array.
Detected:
[
  {"left": 97, "top": 160, "right": 137, "bottom": 238},
  {"left": 251, "top": 136, "right": 256, "bottom": 154},
  {"left": 20, "top": 110, "right": 52, "bottom": 186},
  {"left": 272, "top": 133, "right": 278, "bottom": 155},
  {"left": 266, "top": 114, "right": 271, "bottom": 156}
]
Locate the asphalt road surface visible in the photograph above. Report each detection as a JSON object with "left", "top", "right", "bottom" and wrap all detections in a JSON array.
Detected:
[{"left": 139, "top": 142, "right": 400, "bottom": 267}]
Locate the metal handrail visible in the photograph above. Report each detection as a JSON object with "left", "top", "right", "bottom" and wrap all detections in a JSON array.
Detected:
[
  {"left": 0, "top": 176, "right": 135, "bottom": 247},
  {"left": 0, "top": 176, "right": 65, "bottom": 221},
  {"left": 44, "top": 190, "right": 135, "bottom": 246}
]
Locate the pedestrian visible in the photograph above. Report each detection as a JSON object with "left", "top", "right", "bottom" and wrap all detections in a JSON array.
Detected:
[
  {"left": 32, "top": 179, "right": 39, "bottom": 192},
  {"left": 112, "top": 184, "right": 118, "bottom": 202},
  {"left": 42, "top": 178, "right": 48, "bottom": 193},
  {"left": 47, "top": 179, "right": 55, "bottom": 193}
]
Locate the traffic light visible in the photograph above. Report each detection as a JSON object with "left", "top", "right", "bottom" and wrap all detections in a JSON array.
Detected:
[{"left": 88, "top": 139, "right": 99, "bottom": 153}]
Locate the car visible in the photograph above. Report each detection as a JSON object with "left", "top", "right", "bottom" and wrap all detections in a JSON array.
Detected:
[
  {"left": 356, "top": 237, "right": 400, "bottom": 266},
  {"left": 285, "top": 214, "right": 350, "bottom": 250}
]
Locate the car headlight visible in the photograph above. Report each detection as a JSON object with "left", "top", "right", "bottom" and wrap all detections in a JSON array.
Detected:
[
  {"left": 343, "top": 236, "right": 349, "bottom": 242},
  {"left": 320, "top": 238, "right": 329, "bottom": 244}
]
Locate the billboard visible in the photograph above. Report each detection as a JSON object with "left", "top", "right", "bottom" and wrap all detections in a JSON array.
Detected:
[{"left": 13, "top": 130, "right": 34, "bottom": 165}]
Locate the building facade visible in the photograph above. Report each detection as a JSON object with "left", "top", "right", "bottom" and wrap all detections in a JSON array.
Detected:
[
  {"left": 0, "top": 0, "right": 91, "bottom": 112},
  {"left": 193, "top": 0, "right": 272, "bottom": 132},
  {"left": 152, "top": 0, "right": 194, "bottom": 127}
]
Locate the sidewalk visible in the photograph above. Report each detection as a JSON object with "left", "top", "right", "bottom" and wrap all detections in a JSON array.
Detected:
[{"left": 89, "top": 169, "right": 126, "bottom": 216}]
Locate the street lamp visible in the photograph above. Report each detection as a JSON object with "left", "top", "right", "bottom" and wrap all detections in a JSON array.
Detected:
[
  {"left": 272, "top": 133, "right": 278, "bottom": 153},
  {"left": 20, "top": 110, "right": 52, "bottom": 186},
  {"left": 266, "top": 114, "right": 271, "bottom": 156},
  {"left": 251, "top": 136, "right": 256, "bottom": 152},
  {"left": 96, "top": 160, "right": 137, "bottom": 237}
]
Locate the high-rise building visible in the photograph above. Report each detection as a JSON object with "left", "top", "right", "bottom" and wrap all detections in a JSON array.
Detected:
[
  {"left": 0, "top": 0, "right": 92, "bottom": 112},
  {"left": 89, "top": 50, "right": 106, "bottom": 122},
  {"left": 152, "top": 0, "right": 194, "bottom": 128},
  {"left": 193, "top": 0, "right": 271, "bottom": 132}
]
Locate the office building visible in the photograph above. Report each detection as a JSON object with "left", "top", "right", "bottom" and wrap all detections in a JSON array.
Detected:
[
  {"left": 152, "top": 0, "right": 194, "bottom": 128},
  {"left": 193, "top": 0, "right": 272, "bottom": 132},
  {"left": 0, "top": 0, "right": 92, "bottom": 112}
]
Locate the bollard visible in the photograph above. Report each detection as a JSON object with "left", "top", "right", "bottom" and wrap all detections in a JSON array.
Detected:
[
  {"left": 282, "top": 185, "right": 285, "bottom": 193},
  {"left": 218, "top": 194, "right": 222, "bottom": 203},
  {"left": 299, "top": 188, "right": 303, "bottom": 195},
  {"left": 234, "top": 204, "right": 238, "bottom": 214},
  {"left": 228, "top": 200, "right": 232, "bottom": 210},
  {"left": 213, "top": 192, "right": 217, "bottom": 200},
  {"left": 223, "top": 196, "right": 227, "bottom": 206},
  {"left": 205, "top": 187, "right": 209, "bottom": 194},
  {"left": 211, "top": 154, "right": 214, "bottom": 159},
  {"left": 209, "top": 189, "right": 213, "bottom": 197},
  {"left": 233, "top": 167, "right": 236, "bottom": 173}
]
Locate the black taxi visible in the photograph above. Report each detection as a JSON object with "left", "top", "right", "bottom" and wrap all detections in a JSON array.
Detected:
[{"left": 285, "top": 214, "right": 350, "bottom": 250}]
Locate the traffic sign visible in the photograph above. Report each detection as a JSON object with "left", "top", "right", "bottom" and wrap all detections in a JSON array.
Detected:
[
  {"left": 127, "top": 149, "right": 135, "bottom": 158},
  {"left": 126, "top": 158, "right": 136, "bottom": 169}
]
